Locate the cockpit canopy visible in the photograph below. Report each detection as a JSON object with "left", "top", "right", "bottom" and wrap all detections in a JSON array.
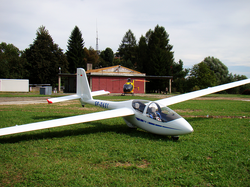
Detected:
[
  {"left": 132, "top": 100, "right": 181, "bottom": 122},
  {"left": 132, "top": 100, "right": 146, "bottom": 113}
]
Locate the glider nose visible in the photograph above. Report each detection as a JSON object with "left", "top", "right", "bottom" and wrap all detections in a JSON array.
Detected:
[{"left": 179, "top": 118, "right": 194, "bottom": 134}]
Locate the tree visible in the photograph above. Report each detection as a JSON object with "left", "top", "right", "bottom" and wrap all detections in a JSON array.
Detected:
[
  {"left": 226, "top": 73, "right": 250, "bottom": 94},
  {"left": 113, "top": 53, "right": 122, "bottom": 66},
  {"left": 118, "top": 29, "right": 137, "bottom": 69},
  {"left": 171, "top": 60, "right": 189, "bottom": 93},
  {"left": 137, "top": 35, "right": 148, "bottom": 73},
  {"left": 171, "top": 60, "right": 188, "bottom": 79},
  {"left": 136, "top": 29, "right": 154, "bottom": 73},
  {"left": 66, "top": 26, "right": 85, "bottom": 73},
  {"left": 0, "top": 42, "right": 28, "bottom": 79},
  {"left": 188, "top": 62, "right": 217, "bottom": 90},
  {"left": 202, "top": 56, "right": 229, "bottom": 85},
  {"left": 24, "top": 26, "right": 68, "bottom": 86},
  {"left": 146, "top": 25, "right": 175, "bottom": 91},
  {"left": 83, "top": 47, "right": 99, "bottom": 69},
  {"left": 99, "top": 47, "right": 114, "bottom": 67}
]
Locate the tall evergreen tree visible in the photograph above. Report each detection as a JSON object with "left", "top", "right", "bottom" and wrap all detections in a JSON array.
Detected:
[
  {"left": 24, "top": 26, "right": 68, "bottom": 86},
  {"left": 66, "top": 26, "right": 85, "bottom": 73},
  {"left": 171, "top": 60, "right": 189, "bottom": 93},
  {"left": 146, "top": 25, "right": 175, "bottom": 91},
  {"left": 172, "top": 60, "right": 188, "bottom": 79},
  {"left": 137, "top": 35, "right": 148, "bottom": 73},
  {"left": 147, "top": 25, "right": 174, "bottom": 75},
  {"left": 118, "top": 29, "right": 137, "bottom": 69},
  {"left": 99, "top": 47, "right": 114, "bottom": 67},
  {"left": 137, "top": 30, "right": 153, "bottom": 73}
]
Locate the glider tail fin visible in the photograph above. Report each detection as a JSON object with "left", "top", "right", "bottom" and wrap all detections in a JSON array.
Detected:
[
  {"left": 77, "top": 68, "right": 93, "bottom": 101},
  {"left": 47, "top": 68, "right": 92, "bottom": 104}
]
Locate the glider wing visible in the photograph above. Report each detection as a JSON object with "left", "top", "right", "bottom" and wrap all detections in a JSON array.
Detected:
[
  {"left": 156, "top": 78, "right": 250, "bottom": 106},
  {"left": 0, "top": 108, "right": 134, "bottom": 137}
]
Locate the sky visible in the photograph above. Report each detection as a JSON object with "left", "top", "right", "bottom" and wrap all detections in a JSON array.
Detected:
[{"left": 1, "top": 0, "right": 250, "bottom": 78}]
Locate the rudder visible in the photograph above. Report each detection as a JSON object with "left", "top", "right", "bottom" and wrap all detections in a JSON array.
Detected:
[{"left": 77, "top": 68, "right": 92, "bottom": 101}]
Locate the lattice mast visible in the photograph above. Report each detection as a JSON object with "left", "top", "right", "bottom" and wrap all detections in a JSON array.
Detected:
[{"left": 96, "top": 21, "right": 99, "bottom": 54}]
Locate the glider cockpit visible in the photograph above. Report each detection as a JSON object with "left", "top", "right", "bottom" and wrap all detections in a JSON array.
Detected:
[{"left": 132, "top": 100, "right": 181, "bottom": 123}]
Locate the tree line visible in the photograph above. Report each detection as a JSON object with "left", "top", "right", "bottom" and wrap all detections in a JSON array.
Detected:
[{"left": 0, "top": 25, "right": 249, "bottom": 93}]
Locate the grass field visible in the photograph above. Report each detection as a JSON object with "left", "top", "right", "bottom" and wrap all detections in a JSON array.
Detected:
[{"left": 0, "top": 94, "right": 249, "bottom": 186}]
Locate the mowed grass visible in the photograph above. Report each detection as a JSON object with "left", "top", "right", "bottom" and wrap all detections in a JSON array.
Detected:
[{"left": 0, "top": 95, "right": 250, "bottom": 186}]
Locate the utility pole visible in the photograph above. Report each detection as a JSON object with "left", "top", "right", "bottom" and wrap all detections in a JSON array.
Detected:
[
  {"left": 169, "top": 79, "right": 172, "bottom": 94},
  {"left": 58, "top": 67, "right": 61, "bottom": 93}
]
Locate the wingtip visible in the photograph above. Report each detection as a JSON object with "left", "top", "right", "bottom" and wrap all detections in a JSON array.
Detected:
[
  {"left": 47, "top": 99, "right": 53, "bottom": 104},
  {"left": 105, "top": 90, "right": 110, "bottom": 95}
]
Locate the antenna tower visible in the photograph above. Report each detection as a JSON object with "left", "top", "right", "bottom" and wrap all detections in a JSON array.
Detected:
[{"left": 96, "top": 22, "right": 100, "bottom": 54}]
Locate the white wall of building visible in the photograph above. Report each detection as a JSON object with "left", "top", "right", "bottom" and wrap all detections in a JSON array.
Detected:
[{"left": 0, "top": 79, "right": 29, "bottom": 92}]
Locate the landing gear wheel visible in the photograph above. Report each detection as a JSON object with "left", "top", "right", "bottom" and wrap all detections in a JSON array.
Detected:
[{"left": 171, "top": 136, "right": 179, "bottom": 141}]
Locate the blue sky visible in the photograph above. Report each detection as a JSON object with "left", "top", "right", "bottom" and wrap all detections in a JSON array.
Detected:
[{"left": 1, "top": 0, "right": 250, "bottom": 77}]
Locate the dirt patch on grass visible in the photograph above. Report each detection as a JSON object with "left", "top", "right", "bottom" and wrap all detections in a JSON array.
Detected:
[
  {"left": 115, "top": 160, "right": 150, "bottom": 168},
  {"left": 193, "top": 97, "right": 250, "bottom": 101},
  {"left": 94, "top": 160, "right": 150, "bottom": 169},
  {"left": 175, "top": 109, "right": 203, "bottom": 113},
  {"left": 182, "top": 115, "right": 249, "bottom": 119},
  {"left": 0, "top": 97, "right": 49, "bottom": 105}
]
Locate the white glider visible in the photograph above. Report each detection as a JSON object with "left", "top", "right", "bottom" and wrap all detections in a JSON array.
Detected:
[{"left": 0, "top": 68, "right": 249, "bottom": 140}]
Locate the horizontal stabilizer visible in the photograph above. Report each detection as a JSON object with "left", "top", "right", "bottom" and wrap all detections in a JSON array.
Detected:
[
  {"left": 91, "top": 90, "right": 110, "bottom": 97},
  {"left": 47, "top": 94, "right": 81, "bottom": 104},
  {"left": 0, "top": 108, "right": 134, "bottom": 137}
]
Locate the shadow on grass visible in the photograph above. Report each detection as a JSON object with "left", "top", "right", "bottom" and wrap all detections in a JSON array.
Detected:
[
  {"left": 32, "top": 115, "right": 75, "bottom": 120},
  {"left": 0, "top": 120, "right": 174, "bottom": 144}
]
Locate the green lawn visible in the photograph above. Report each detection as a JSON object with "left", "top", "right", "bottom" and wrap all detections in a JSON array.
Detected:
[{"left": 0, "top": 95, "right": 249, "bottom": 186}]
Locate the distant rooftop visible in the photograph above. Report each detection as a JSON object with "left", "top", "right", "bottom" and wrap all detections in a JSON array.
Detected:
[{"left": 86, "top": 65, "right": 145, "bottom": 76}]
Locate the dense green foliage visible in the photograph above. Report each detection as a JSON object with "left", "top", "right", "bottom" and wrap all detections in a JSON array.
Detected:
[
  {"left": 83, "top": 47, "right": 100, "bottom": 69},
  {"left": 117, "top": 29, "right": 137, "bottom": 69},
  {"left": 135, "top": 25, "right": 175, "bottom": 91},
  {"left": 171, "top": 60, "right": 189, "bottom": 93},
  {"left": 148, "top": 26, "right": 174, "bottom": 91},
  {"left": 146, "top": 25, "right": 174, "bottom": 76},
  {"left": 226, "top": 73, "right": 249, "bottom": 94},
  {"left": 137, "top": 35, "right": 148, "bottom": 73},
  {"left": 186, "top": 59, "right": 249, "bottom": 94},
  {"left": 202, "top": 56, "right": 229, "bottom": 85},
  {"left": 66, "top": 26, "right": 85, "bottom": 73},
  {"left": 0, "top": 42, "right": 28, "bottom": 79},
  {"left": 0, "top": 95, "right": 249, "bottom": 186},
  {"left": 117, "top": 25, "right": 176, "bottom": 92},
  {"left": 99, "top": 47, "right": 114, "bottom": 67},
  {"left": 23, "top": 26, "right": 68, "bottom": 86},
  {"left": 188, "top": 62, "right": 217, "bottom": 90}
]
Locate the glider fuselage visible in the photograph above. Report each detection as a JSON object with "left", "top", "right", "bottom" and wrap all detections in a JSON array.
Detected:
[{"left": 84, "top": 98, "right": 193, "bottom": 136}]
